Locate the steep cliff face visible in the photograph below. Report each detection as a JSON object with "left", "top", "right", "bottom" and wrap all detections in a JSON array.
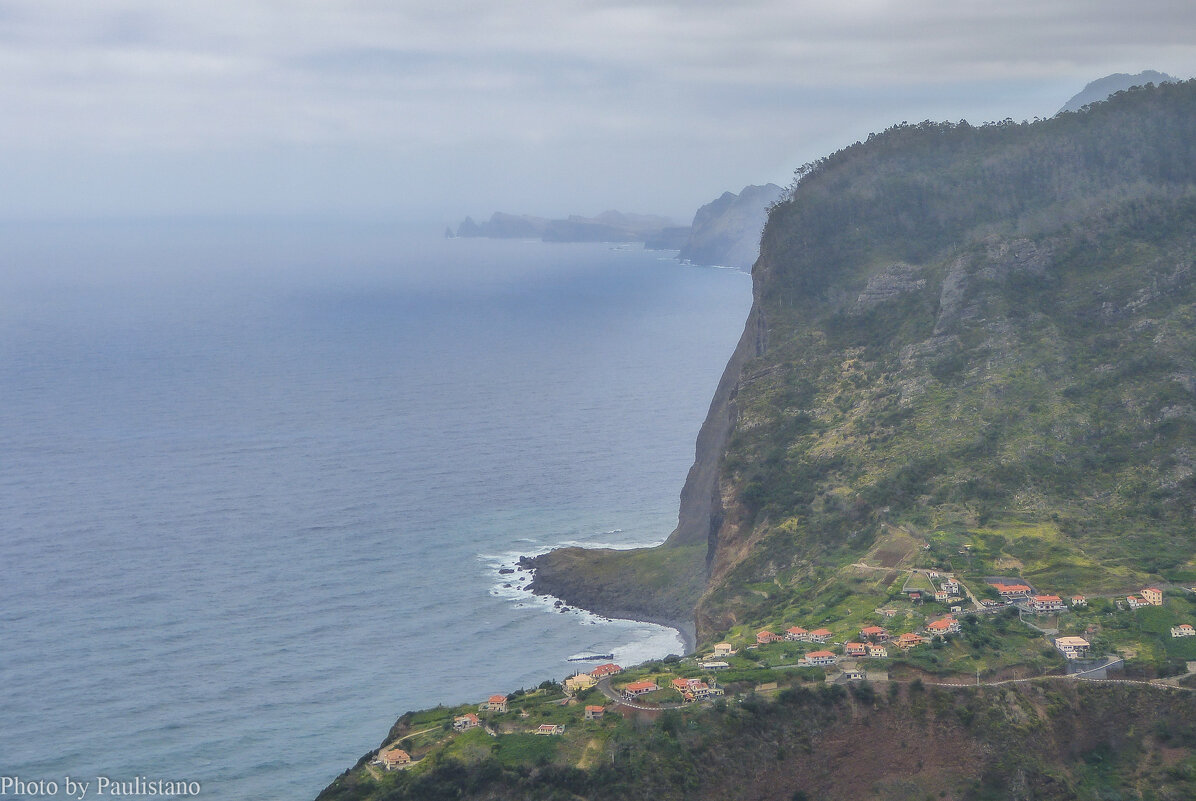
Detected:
[
  {"left": 678, "top": 183, "right": 784, "bottom": 270},
  {"left": 696, "top": 79, "right": 1196, "bottom": 636}
]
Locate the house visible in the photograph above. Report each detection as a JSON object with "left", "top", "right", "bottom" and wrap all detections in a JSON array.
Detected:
[
  {"left": 757, "top": 630, "right": 782, "bottom": 644},
  {"left": 453, "top": 713, "right": 480, "bottom": 731},
  {"left": 934, "top": 590, "right": 949, "bottom": 603},
  {"left": 866, "top": 643, "right": 889, "bottom": 658},
  {"left": 1127, "top": 596, "right": 1146, "bottom": 609},
  {"left": 942, "top": 579, "right": 961, "bottom": 595},
  {"left": 671, "top": 678, "right": 692, "bottom": 692},
  {"left": 926, "top": 617, "right": 960, "bottom": 636},
  {"left": 844, "top": 642, "right": 868, "bottom": 657},
  {"left": 713, "top": 643, "right": 735, "bottom": 657},
  {"left": 589, "top": 663, "right": 622, "bottom": 679},
  {"left": 837, "top": 667, "right": 867, "bottom": 682},
  {"left": 623, "top": 680, "right": 658, "bottom": 697},
  {"left": 908, "top": 591, "right": 925, "bottom": 603},
  {"left": 1031, "top": 595, "right": 1067, "bottom": 614},
  {"left": 699, "top": 661, "right": 730, "bottom": 670},
  {"left": 584, "top": 705, "right": 605, "bottom": 720},
  {"left": 895, "top": 632, "right": 924, "bottom": 650},
  {"left": 1070, "top": 595, "right": 1087, "bottom": 607},
  {"left": 380, "top": 749, "right": 411, "bottom": 769},
  {"left": 564, "top": 673, "right": 597, "bottom": 693},
  {"left": 689, "top": 683, "right": 724, "bottom": 700},
  {"left": 1172, "top": 624, "right": 1196, "bottom": 638},
  {"left": 801, "top": 650, "right": 837, "bottom": 666},
  {"left": 808, "top": 628, "right": 833, "bottom": 643},
  {"left": 1142, "top": 587, "right": 1164, "bottom": 606},
  {"left": 485, "top": 695, "right": 508, "bottom": 713},
  {"left": 1055, "top": 636, "right": 1090, "bottom": 659},
  {"left": 877, "top": 608, "right": 898, "bottom": 619},
  {"left": 536, "top": 724, "right": 564, "bottom": 736},
  {"left": 785, "top": 626, "right": 809, "bottom": 641},
  {"left": 860, "top": 625, "right": 889, "bottom": 641},
  {"left": 990, "top": 582, "right": 1033, "bottom": 599}
]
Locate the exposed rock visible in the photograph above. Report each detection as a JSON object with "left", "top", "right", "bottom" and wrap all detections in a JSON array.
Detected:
[
  {"left": 678, "top": 183, "right": 785, "bottom": 270},
  {"left": 852, "top": 263, "right": 926, "bottom": 312}
]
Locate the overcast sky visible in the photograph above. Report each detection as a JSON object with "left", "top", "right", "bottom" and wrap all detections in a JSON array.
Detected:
[{"left": 3, "top": 0, "right": 1195, "bottom": 223}]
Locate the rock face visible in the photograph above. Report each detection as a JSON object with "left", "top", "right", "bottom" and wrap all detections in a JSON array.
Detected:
[
  {"left": 1058, "top": 70, "right": 1176, "bottom": 113},
  {"left": 677, "top": 183, "right": 785, "bottom": 270}
]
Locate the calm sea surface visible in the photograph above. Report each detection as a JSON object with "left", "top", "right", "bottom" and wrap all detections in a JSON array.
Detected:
[{"left": 0, "top": 221, "right": 752, "bottom": 800}]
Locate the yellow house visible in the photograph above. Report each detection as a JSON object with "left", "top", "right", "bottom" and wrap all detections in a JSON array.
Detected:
[
  {"left": 564, "top": 673, "right": 597, "bottom": 693},
  {"left": 1142, "top": 587, "right": 1164, "bottom": 606},
  {"left": 713, "top": 642, "right": 734, "bottom": 657}
]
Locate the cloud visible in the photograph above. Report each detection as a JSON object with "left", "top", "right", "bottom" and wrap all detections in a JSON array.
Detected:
[{"left": 0, "top": 0, "right": 1194, "bottom": 218}]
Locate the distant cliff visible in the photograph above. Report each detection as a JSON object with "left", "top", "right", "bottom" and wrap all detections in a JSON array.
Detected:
[
  {"left": 677, "top": 183, "right": 785, "bottom": 270},
  {"left": 453, "top": 210, "right": 686, "bottom": 246},
  {"left": 1058, "top": 70, "right": 1176, "bottom": 113}
]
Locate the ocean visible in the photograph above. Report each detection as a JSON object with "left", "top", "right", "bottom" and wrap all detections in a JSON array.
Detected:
[{"left": 0, "top": 220, "right": 752, "bottom": 800}]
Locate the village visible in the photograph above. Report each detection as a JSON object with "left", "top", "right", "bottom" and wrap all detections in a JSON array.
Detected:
[{"left": 369, "top": 565, "right": 1196, "bottom": 775}]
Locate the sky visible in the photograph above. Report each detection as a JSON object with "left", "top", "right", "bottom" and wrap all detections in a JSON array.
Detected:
[{"left": 2, "top": 0, "right": 1195, "bottom": 224}]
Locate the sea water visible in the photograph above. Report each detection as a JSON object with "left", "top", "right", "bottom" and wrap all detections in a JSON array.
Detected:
[{"left": 0, "top": 220, "right": 752, "bottom": 800}]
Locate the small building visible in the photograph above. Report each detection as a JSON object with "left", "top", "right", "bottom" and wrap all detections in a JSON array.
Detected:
[
  {"left": 453, "top": 713, "right": 480, "bottom": 731},
  {"left": 866, "top": 643, "right": 889, "bottom": 658},
  {"left": 1142, "top": 587, "right": 1164, "bottom": 606},
  {"left": 536, "top": 724, "right": 564, "bottom": 736},
  {"left": 1031, "top": 595, "right": 1067, "bottom": 614},
  {"left": 934, "top": 590, "right": 949, "bottom": 603},
  {"left": 485, "top": 695, "right": 508, "bottom": 713},
  {"left": 381, "top": 749, "right": 411, "bottom": 769},
  {"left": 1127, "top": 596, "right": 1146, "bottom": 610},
  {"left": 712, "top": 643, "right": 735, "bottom": 657},
  {"left": 589, "top": 663, "right": 623, "bottom": 678},
  {"left": 1055, "top": 636, "right": 1090, "bottom": 659},
  {"left": 942, "top": 579, "right": 961, "bottom": 595},
  {"left": 584, "top": 705, "right": 605, "bottom": 720},
  {"left": 926, "top": 617, "right": 960, "bottom": 637},
  {"left": 895, "top": 632, "right": 924, "bottom": 650},
  {"left": 623, "top": 680, "right": 658, "bottom": 697},
  {"left": 860, "top": 625, "right": 888, "bottom": 641},
  {"left": 802, "top": 650, "right": 837, "bottom": 667},
  {"left": 565, "top": 673, "right": 597, "bottom": 693},
  {"left": 1070, "top": 595, "right": 1087, "bottom": 607},
  {"left": 837, "top": 667, "right": 867, "bottom": 682},
  {"left": 877, "top": 608, "right": 898, "bottom": 619},
  {"left": 699, "top": 661, "right": 730, "bottom": 670},
  {"left": 1172, "top": 624, "right": 1196, "bottom": 638},
  {"left": 844, "top": 642, "right": 868, "bottom": 658},
  {"left": 808, "top": 628, "right": 833, "bottom": 643},
  {"left": 671, "top": 677, "right": 692, "bottom": 692},
  {"left": 785, "top": 626, "right": 809, "bottom": 641},
  {"left": 757, "top": 629, "right": 782, "bottom": 644},
  {"left": 990, "top": 582, "right": 1033, "bottom": 599}
]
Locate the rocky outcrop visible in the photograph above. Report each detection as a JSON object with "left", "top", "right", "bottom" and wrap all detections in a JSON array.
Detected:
[{"left": 678, "top": 184, "right": 785, "bottom": 270}]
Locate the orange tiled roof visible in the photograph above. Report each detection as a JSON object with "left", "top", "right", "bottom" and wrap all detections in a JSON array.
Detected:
[{"left": 488, "top": 695, "right": 507, "bottom": 703}]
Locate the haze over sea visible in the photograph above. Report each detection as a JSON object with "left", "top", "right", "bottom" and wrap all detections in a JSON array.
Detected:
[{"left": 0, "top": 221, "right": 752, "bottom": 800}]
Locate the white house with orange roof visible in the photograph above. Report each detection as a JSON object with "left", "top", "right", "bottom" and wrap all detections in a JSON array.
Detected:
[
  {"left": 866, "top": 643, "right": 889, "bottom": 658},
  {"left": 843, "top": 642, "right": 868, "bottom": 658},
  {"left": 380, "top": 749, "right": 411, "bottom": 769},
  {"left": 801, "top": 650, "right": 837, "bottom": 667},
  {"left": 1142, "top": 587, "right": 1164, "bottom": 606},
  {"left": 485, "top": 695, "right": 508, "bottom": 713},
  {"left": 990, "top": 582, "right": 1033, "bottom": 599},
  {"left": 757, "top": 629, "right": 783, "bottom": 644},
  {"left": 785, "top": 626, "right": 809, "bottom": 642},
  {"left": 623, "top": 680, "right": 658, "bottom": 697},
  {"left": 925, "top": 617, "right": 960, "bottom": 637},
  {"left": 860, "top": 625, "right": 888, "bottom": 641},
  {"left": 1172, "top": 624, "right": 1195, "bottom": 638},
  {"left": 896, "top": 632, "right": 924, "bottom": 650},
  {"left": 713, "top": 643, "right": 735, "bottom": 657},
  {"left": 453, "top": 713, "right": 480, "bottom": 731},
  {"left": 536, "top": 724, "right": 564, "bottom": 736},
  {"left": 1070, "top": 595, "right": 1087, "bottom": 607},
  {"left": 1126, "top": 596, "right": 1147, "bottom": 610},
  {"left": 584, "top": 705, "right": 605, "bottom": 720},
  {"left": 1031, "top": 595, "right": 1067, "bottom": 614},
  {"left": 589, "top": 663, "right": 623, "bottom": 678},
  {"left": 808, "top": 628, "right": 833, "bottom": 643}
]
